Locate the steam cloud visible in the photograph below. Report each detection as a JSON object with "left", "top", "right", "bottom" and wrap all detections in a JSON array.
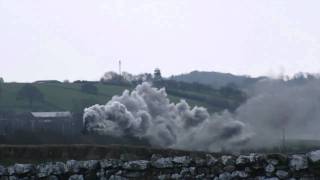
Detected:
[
  {"left": 83, "top": 79, "right": 320, "bottom": 151},
  {"left": 83, "top": 83, "right": 249, "bottom": 151}
]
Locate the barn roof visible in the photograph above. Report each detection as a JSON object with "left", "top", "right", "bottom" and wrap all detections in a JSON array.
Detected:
[{"left": 31, "top": 112, "right": 72, "bottom": 118}]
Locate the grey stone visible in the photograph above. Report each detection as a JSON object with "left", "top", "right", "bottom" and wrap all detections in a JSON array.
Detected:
[
  {"left": 221, "top": 156, "right": 235, "bottom": 166},
  {"left": 265, "top": 163, "right": 275, "bottom": 173},
  {"left": 66, "top": 160, "right": 80, "bottom": 173},
  {"left": 7, "top": 166, "right": 15, "bottom": 176},
  {"left": 218, "top": 172, "right": 231, "bottom": 180},
  {"left": 8, "top": 176, "right": 18, "bottom": 180},
  {"left": 267, "top": 159, "right": 279, "bottom": 166},
  {"left": 236, "top": 155, "right": 251, "bottom": 166},
  {"left": 109, "top": 175, "right": 128, "bottom": 180},
  {"left": 172, "top": 156, "right": 191, "bottom": 166},
  {"left": 307, "top": 150, "right": 320, "bottom": 162},
  {"left": 231, "top": 171, "right": 249, "bottom": 178},
  {"left": 48, "top": 175, "right": 59, "bottom": 180},
  {"left": 289, "top": 154, "right": 308, "bottom": 171},
  {"left": 158, "top": 174, "right": 171, "bottom": 180},
  {"left": 79, "top": 160, "right": 99, "bottom": 170},
  {"left": 122, "top": 171, "right": 144, "bottom": 178},
  {"left": 195, "top": 173, "right": 205, "bottom": 179},
  {"left": 100, "top": 159, "right": 123, "bottom": 169},
  {"left": 180, "top": 167, "right": 194, "bottom": 176},
  {"left": 13, "top": 164, "right": 34, "bottom": 175},
  {"left": 68, "top": 174, "right": 84, "bottom": 180},
  {"left": 52, "top": 162, "right": 67, "bottom": 175},
  {"left": 194, "top": 157, "right": 206, "bottom": 166},
  {"left": 122, "top": 160, "right": 149, "bottom": 171},
  {"left": 223, "top": 165, "right": 236, "bottom": 173},
  {"left": 0, "top": 165, "right": 6, "bottom": 176},
  {"left": 206, "top": 154, "right": 218, "bottom": 166},
  {"left": 152, "top": 157, "right": 173, "bottom": 168},
  {"left": 275, "top": 170, "right": 289, "bottom": 179},
  {"left": 171, "top": 173, "right": 182, "bottom": 179},
  {"left": 36, "top": 163, "right": 54, "bottom": 178}
]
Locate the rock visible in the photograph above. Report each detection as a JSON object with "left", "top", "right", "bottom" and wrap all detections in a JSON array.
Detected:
[
  {"left": 223, "top": 165, "right": 236, "bottom": 173},
  {"left": 206, "top": 154, "right": 218, "bottom": 166},
  {"left": 7, "top": 166, "right": 15, "bottom": 176},
  {"left": 180, "top": 167, "right": 195, "bottom": 176},
  {"left": 79, "top": 160, "right": 99, "bottom": 170},
  {"left": 0, "top": 165, "right": 6, "bottom": 176},
  {"left": 109, "top": 175, "right": 128, "bottom": 180},
  {"left": 158, "top": 174, "right": 171, "bottom": 180},
  {"left": 265, "top": 164, "right": 275, "bottom": 173},
  {"left": 289, "top": 155, "right": 308, "bottom": 171},
  {"left": 193, "top": 157, "right": 206, "bottom": 166},
  {"left": 218, "top": 172, "right": 231, "bottom": 180},
  {"left": 122, "top": 171, "right": 145, "bottom": 178},
  {"left": 36, "top": 163, "right": 54, "bottom": 178},
  {"left": 68, "top": 174, "right": 84, "bottom": 180},
  {"left": 171, "top": 173, "right": 182, "bottom": 179},
  {"left": 231, "top": 171, "right": 249, "bottom": 178},
  {"left": 195, "top": 173, "right": 205, "bottom": 179},
  {"left": 307, "top": 150, "right": 320, "bottom": 162},
  {"left": 48, "top": 175, "right": 59, "bottom": 180},
  {"left": 122, "top": 160, "right": 149, "bottom": 171},
  {"left": 236, "top": 155, "right": 251, "bottom": 166},
  {"left": 66, "top": 160, "right": 81, "bottom": 173},
  {"left": 52, "top": 162, "right": 67, "bottom": 175},
  {"left": 221, "top": 156, "right": 235, "bottom": 166},
  {"left": 267, "top": 159, "right": 279, "bottom": 166},
  {"left": 13, "top": 164, "right": 34, "bottom": 175},
  {"left": 100, "top": 159, "right": 123, "bottom": 169},
  {"left": 8, "top": 176, "right": 18, "bottom": 180},
  {"left": 172, "top": 156, "right": 191, "bottom": 167},
  {"left": 276, "top": 170, "right": 289, "bottom": 179},
  {"left": 151, "top": 157, "right": 173, "bottom": 168}
]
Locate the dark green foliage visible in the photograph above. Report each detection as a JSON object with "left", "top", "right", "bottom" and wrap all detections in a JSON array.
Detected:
[
  {"left": 172, "top": 70, "right": 265, "bottom": 88},
  {"left": 16, "top": 84, "right": 44, "bottom": 108},
  {"left": 80, "top": 83, "right": 98, "bottom": 95},
  {"left": 0, "top": 80, "right": 3, "bottom": 101}
]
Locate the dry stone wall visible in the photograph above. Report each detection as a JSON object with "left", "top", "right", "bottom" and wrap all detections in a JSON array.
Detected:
[{"left": 1, "top": 150, "right": 320, "bottom": 179}]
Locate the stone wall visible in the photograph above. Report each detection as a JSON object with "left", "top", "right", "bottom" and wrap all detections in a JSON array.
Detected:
[{"left": 1, "top": 150, "right": 320, "bottom": 180}]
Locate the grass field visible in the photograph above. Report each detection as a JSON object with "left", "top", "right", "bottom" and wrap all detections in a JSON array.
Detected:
[{"left": 0, "top": 82, "right": 239, "bottom": 113}]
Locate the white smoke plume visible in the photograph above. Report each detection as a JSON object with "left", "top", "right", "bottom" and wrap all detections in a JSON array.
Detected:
[
  {"left": 84, "top": 79, "right": 320, "bottom": 151},
  {"left": 236, "top": 79, "right": 320, "bottom": 148},
  {"left": 83, "top": 83, "right": 250, "bottom": 151}
]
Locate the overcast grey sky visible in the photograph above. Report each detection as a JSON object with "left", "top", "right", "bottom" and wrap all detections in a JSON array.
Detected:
[{"left": 1, "top": 0, "right": 320, "bottom": 82}]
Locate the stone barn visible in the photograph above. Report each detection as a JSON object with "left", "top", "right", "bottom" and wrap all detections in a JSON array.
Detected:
[{"left": 30, "top": 112, "right": 74, "bottom": 135}]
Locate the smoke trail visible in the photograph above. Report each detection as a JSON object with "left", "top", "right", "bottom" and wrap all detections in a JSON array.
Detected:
[{"left": 83, "top": 83, "right": 250, "bottom": 151}]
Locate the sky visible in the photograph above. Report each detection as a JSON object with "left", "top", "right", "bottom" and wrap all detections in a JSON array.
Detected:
[{"left": 1, "top": 0, "right": 320, "bottom": 82}]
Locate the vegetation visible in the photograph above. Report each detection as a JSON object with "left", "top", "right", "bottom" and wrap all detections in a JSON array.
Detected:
[
  {"left": 80, "top": 83, "right": 98, "bottom": 95},
  {"left": 0, "top": 81, "right": 245, "bottom": 113},
  {"left": 16, "top": 84, "right": 44, "bottom": 108}
]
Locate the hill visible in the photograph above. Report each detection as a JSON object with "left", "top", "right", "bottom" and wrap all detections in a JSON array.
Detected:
[
  {"left": 0, "top": 81, "right": 245, "bottom": 114},
  {"left": 171, "top": 71, "right": 265, "bottom": 88}
]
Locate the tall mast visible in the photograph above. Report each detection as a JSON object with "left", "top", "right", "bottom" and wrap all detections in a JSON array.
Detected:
[{"left": 119, "top": 60, "right": 122, "bottom": 75}]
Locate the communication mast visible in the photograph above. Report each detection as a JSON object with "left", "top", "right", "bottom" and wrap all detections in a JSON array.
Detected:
[{"left": 119, "top": 60, "right": 122, "bottom": 76}]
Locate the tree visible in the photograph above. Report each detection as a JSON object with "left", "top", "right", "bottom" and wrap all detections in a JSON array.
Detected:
[
  {"left": 16, "top": 84, "right": 44, "bottom": 107},
  {"left": 0, "top": 78, "right": 3, "bottom": 100},
  {"left": 80, "top": 83, "right": 98, "bottom": 95}
]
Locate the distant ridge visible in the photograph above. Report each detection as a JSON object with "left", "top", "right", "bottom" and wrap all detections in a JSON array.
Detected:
[{"left": 171, "top": 71, "right": 265, "bottom": 88}]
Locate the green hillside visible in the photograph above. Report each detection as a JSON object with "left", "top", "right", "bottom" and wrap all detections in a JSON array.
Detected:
[{"left": 0, "top": 82, "right": 244, "bottom": 113}]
